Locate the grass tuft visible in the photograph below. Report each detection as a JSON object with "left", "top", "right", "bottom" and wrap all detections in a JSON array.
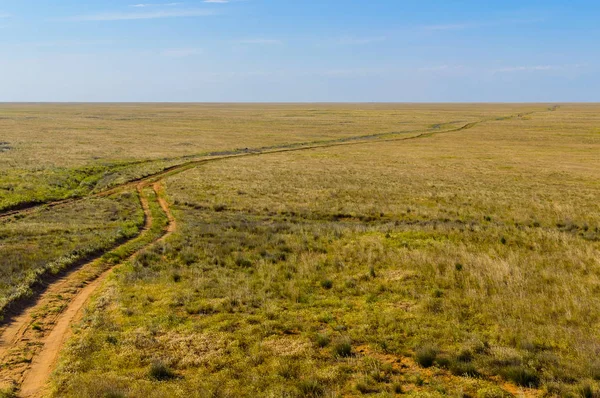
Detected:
[
  {"left": 578, "top": 383, "right": 600, "bottom": 398},
  {"left": 320, "top": 279, "right": 333, "bottom": 289},
  {"left": 450, "top": 361, "right": 480, "bottom": 378},
  {"left": 332, "top": 339, "right": 353, "bottom": 358},
  {"left": 0, "top": 387, "right": 17, "bottom": 398},
  {"left": 297, "top": 380, "right": 325, "bottom": 397},
  {"left": 499, "top": 366, "right": 540, "bottom": 388},
  {"left": 148, "top": 361, "right": 178, "bottom": 381},
  {"left": 477, "top": 387, "right": 513, "bottom": 398},
  {"left": 415, "top": 346, "right": 438, "bottom": 368},
  {"left": 315, "top": 333, "right": 331, "bottom": 348}
]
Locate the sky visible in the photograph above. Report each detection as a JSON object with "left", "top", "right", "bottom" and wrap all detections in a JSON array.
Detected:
[{"left": 0, "top": 0, "right": 599, "bottom": 102}]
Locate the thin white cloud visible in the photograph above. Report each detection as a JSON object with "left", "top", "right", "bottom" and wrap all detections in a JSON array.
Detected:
[
  {"left": 317, "top": 69, "right": 381, "bottom": 78},
  {"left": 423, "top": 23, "right": 468, "bottom": 31},
  {"left": 422, "top": 17, "right": 544, "bottom": 32},
  {"left": 414, "top": 64, "right": 587, "bottom": 75},
  {"left": 0, "top": 12, "right": 11, "bottom": 19},
  {"left": 130, "top": 3, "right": 182, "bottom": 7},
  {"left": 420, "top": 65, "right": 450, "bottom": 71},
  {"left": 204, "top": 0, "right": 229, "bottom": 3},
  {"left": 337, "top": 36, "right": 387, "bottom": 45},
  {"left": 492, "top": 64, "right": 586, "bottom": 74},
  {"left": 161, "top": 48, "right": 202, "bottom": 57},
  {"left": 21, "top": 39, "right": 111, "bottom": 48},
  {"left": 236, "top": 39, "right": 282, "bottom": 45},
  {"left": 495, "top": 65, "right": 557, "bottom": 73},
  {"left": 68, "top": 9, "right": 216, "bottom": 21},
  {"left": 419, "top": 65, "right": 466, "bottom": 72}
]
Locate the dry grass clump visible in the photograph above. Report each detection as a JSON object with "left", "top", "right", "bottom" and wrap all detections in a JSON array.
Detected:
[{"left": 415, "top": 346, "right": 438, "bottom": 368}]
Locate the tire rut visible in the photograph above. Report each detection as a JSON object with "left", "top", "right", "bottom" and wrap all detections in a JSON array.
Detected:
[{"left": 0, "top": 181, "right": 176, "bottom": 397}]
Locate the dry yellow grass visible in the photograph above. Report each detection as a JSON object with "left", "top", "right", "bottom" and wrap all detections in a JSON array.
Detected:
[
  {"left": 0, "top": 103, "right": 546, "bottom": 211},
  {"left": 0, "top": 103, "right": 544, "bottom": 168},
  {"left": 31, "top": 104, "right": 600, "bottom": 397}
]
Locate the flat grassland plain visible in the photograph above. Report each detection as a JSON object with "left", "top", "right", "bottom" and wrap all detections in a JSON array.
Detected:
[{"left": 0, "top": 104, "right": 599, "bottom": 397}]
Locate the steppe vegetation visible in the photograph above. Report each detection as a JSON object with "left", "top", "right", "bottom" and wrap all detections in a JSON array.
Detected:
[
  {"left": 1, "top": 104, "right": 599, "bottom": 397},
  {"left": 0, "top": 192, "right": 143, "bottom": 315},
  {"left": 0, "top": 103, "right": 538, "bottom": 212}
]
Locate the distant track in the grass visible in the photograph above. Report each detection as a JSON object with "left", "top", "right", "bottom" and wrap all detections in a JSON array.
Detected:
[
  {"left": 0, "top": 181, "right": 176, "bottom": 397},
  {"left": 0, "top": 105, "right": 559, "bottom": 222}
]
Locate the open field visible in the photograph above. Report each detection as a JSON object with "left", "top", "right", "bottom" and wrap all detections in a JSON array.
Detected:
[
  {"left": 0, "top": 104, "right": 599, "bottom": 397},
  {"left": 0, "top": 104, "right": 542, "bottom": 213}
]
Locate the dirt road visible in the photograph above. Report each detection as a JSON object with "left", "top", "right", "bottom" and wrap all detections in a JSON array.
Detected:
[{"left": 0, "top": 182, "right": 176, "bottom": 397}]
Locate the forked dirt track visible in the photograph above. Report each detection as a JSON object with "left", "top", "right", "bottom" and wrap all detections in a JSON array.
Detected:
[
  {"left": 0, "top": 107, "right": 558, "bottom": 396},
  {"left": 0, "top": 181, "right": 177, "bottom": 397}
]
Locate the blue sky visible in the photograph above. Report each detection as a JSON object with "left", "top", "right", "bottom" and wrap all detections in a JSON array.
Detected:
[{"left": 0, "top": 0, "right": 598, "bottom": 102}]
